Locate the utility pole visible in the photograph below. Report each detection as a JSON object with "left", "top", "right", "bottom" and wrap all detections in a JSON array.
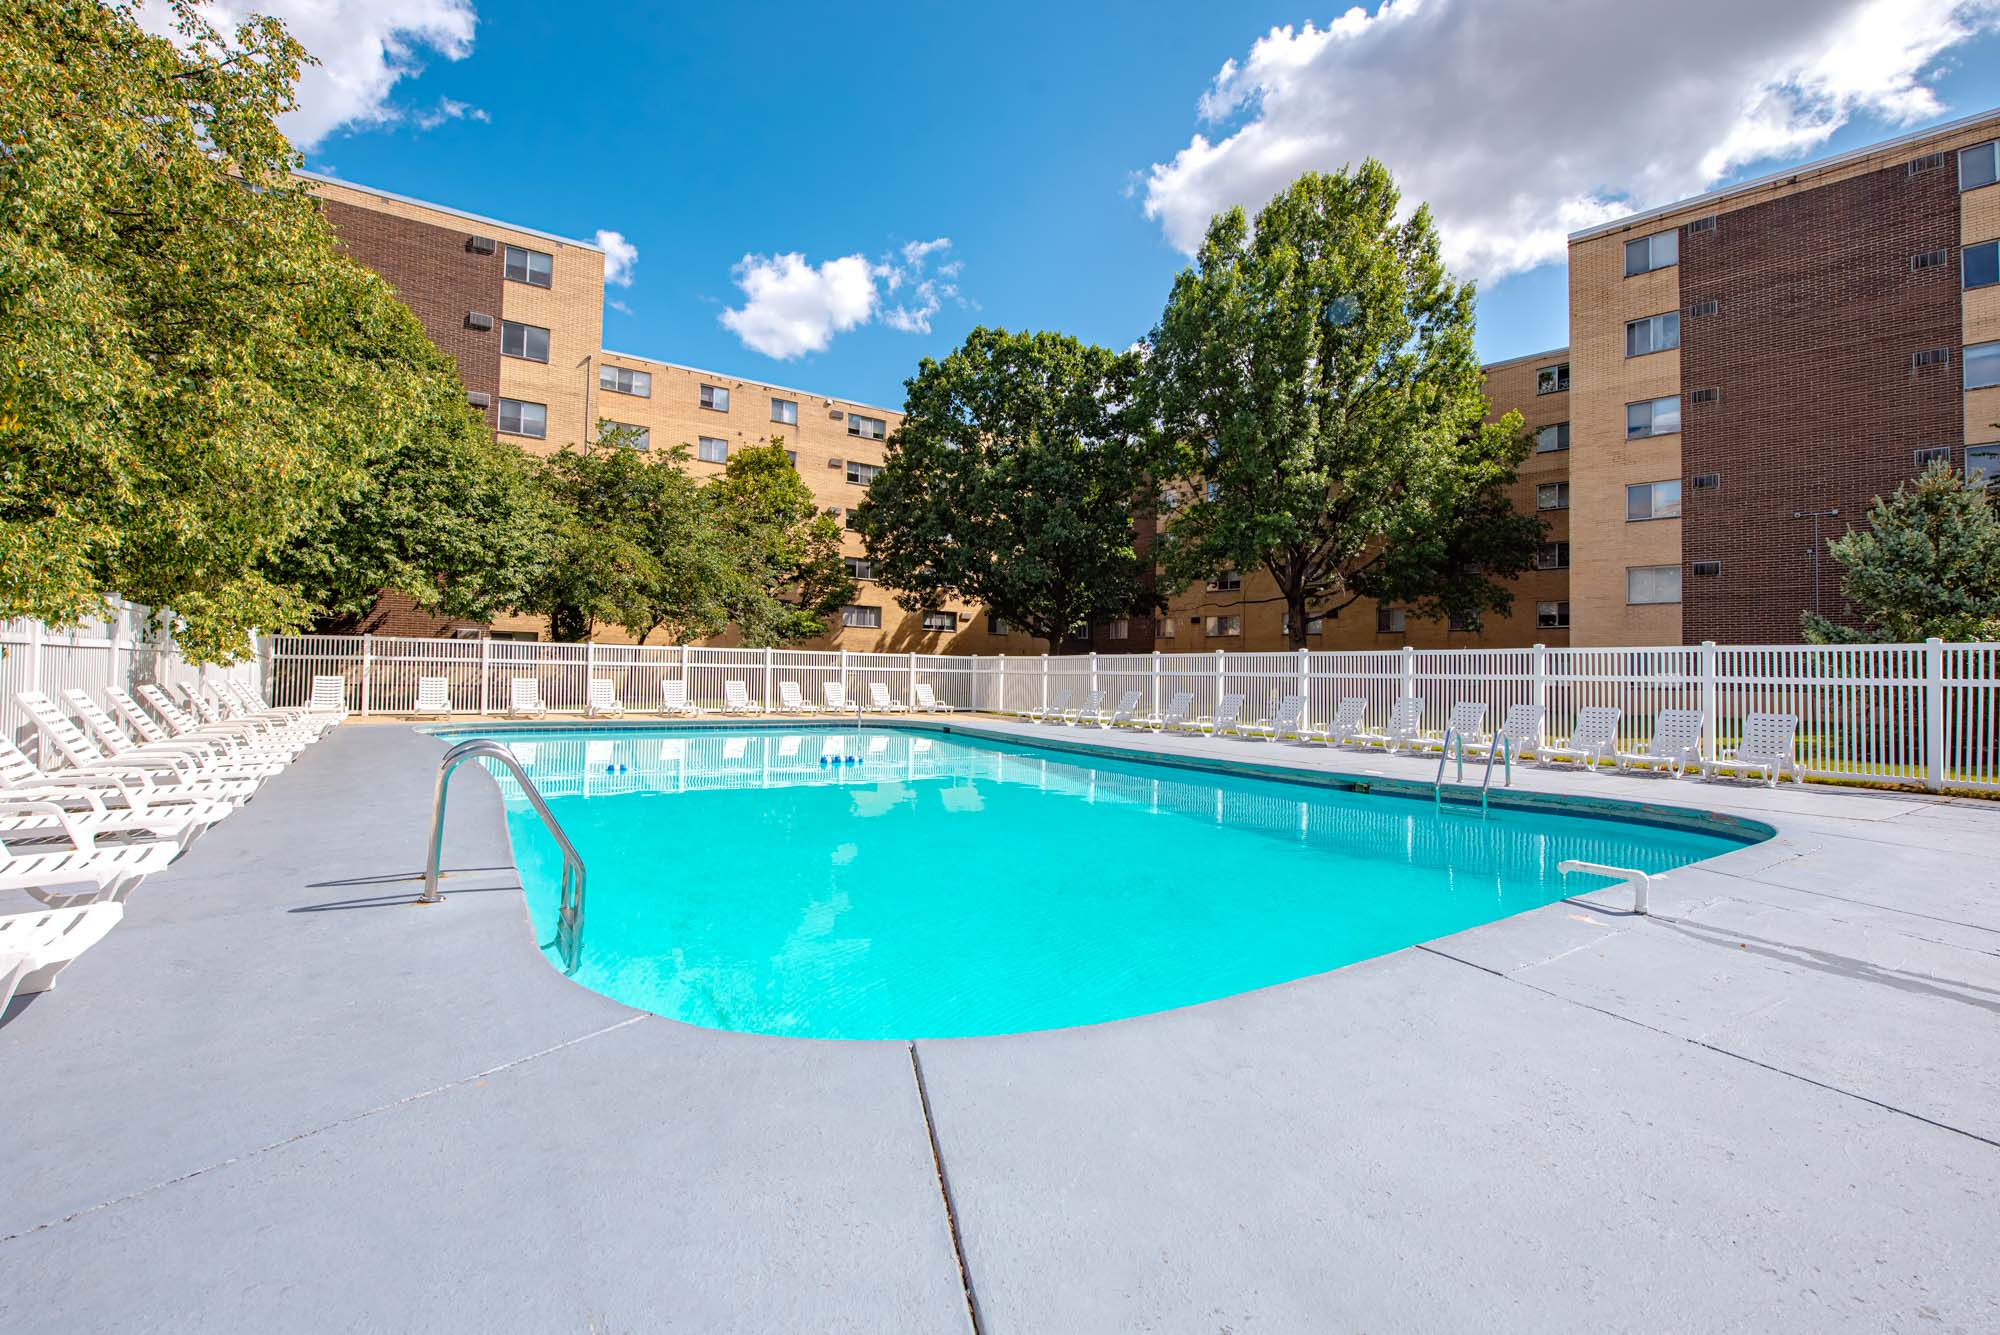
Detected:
[{"left": 1791, "top": 507, "right": 1840, "bottom": 615}]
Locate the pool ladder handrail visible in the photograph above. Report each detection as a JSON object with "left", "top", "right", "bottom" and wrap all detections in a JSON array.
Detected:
[
  {"left": 1432, "top": 730, "right": 1514, "bottom": 816},
  {"left": 422, "top": 739, "right": 587, "bottom": 974},
  {"left": 1558, "top": 859, "right": 1658, "bottom": 915}
]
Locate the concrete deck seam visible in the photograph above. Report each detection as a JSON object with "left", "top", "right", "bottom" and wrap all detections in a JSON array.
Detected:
[
  {"left": 0, "top": 1013, "right": 650, "bottom": 1245},
  {"left": 909, "top": 1041, "right": 983, "bottom": 1335},
  {"left": 1413, "top": 943, "right": 2000, "bottom": 1153},
  {"left": 1703, "top": 865, "right": 2000, "bottom": 942}
]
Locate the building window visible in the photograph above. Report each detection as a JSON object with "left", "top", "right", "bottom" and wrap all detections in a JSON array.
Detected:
[
  {"left": 1627, "top": 480, "right": 1682, "bottom": 521},
  {"left": 1962, "top": 141, "right": 1999, "bottom": 191},
  {"left": 1535, "top": 422, "right": 1570, "bottom": 453},
  {"left": 1915, "top": 446, "right": 1952, "bottom": 470},
  {"left": 696, "top": 437, "right": 728, "bottom": 464},
  {"left": 1157, "top": 488, "right": 1180, "bottom": 511},
  {"left": 1537, "top": 541, "right": 1570, "bottom": 570},
  {"left": 500, "top": 320, "right": 549, "bottom": 362},
  {"left": 843, "top": 508, "right": 862, "bottom": 531},
  {"left": 1105, "top": 618, "right": 1129, "bottom": 640},
  {"left": 503, "top": 245, "right": 552, "bottom": 287},
  {"left": 599, "top": 365, "right": 651, "bottom": 397},
  {"left": 1967, "top": 341, "right": 2000, "bottom": 391},
  {"left": 1283, "top": 613, "right": 1324, "bottom": 637},
  {"left": 1627, "top": 565, "right": 1682, "bottom": 605},
  {"left": 1536, "top": 482, "right": 1570, "bottom": 511},
  {"left": 841, "top": 605, "right": 881, "bottom": 629},
  {"left": 771, "top": 397, "right": 798, "bottom": 425},
  {"left": 1626, "top": 312, "right": 1680, "bottom": 357},
  {"left": 1448, "top": 611, "right": 1476, "bottom": 632},
  {"left": 1156, "top": 617, "right": 1176, "bottom": 640},
  {"left": 846, "top": 461, "right": 881, "bottom": 486},
  {"left": 784, "top": 450, "right": 797, "bottom": 465},
  {"left": 607, "top": 422, "right": 649, "bottom": 451},
  {"left": 843, "top": 557, "right": 875, "bottom": 580},
  {"left": 987, "top": 614, "right": 1009, "bottom": 635},
  {"left": 1623, "top": 229, "right": 1678, "bottom": 276},
  {"left": 1692, "top": 560, "right": 1722, "bottom": 578},
  {"left": 848, "top": 413, "right": 888, "bottom": 441},
  {"left": 697, "top": 383, "right": 730, "bottom": 412},
  {"left": 1204, "top": 480, "right": 1221, "bottom": 502},
  {"left": 1536, "top": 363, "right": 1570, "bottom": 395},
  {"left": 1204, "top": 615, "right": 1242, "bottom": 637},
  {"left": 497, "top": 398, "right": 546, "bottom": 439},
  {"left": 1968, "top": 241, "right": 2000, "bottom": 292},
  {"left": 1625, "top": 395, "right": 1682, "bottom": 439},
  {"left": 922, "top": 611, "right": 957, "bottom": 632},
  {"left": 1205, "top": 570, "right": 1242, "bottom": 592},
  {"left": 1967, "top": 443, "right": 2000, "bottom": 487},
  {"left": 1536, "top": 600, "right": 1571, "bottom": 629},
  {"left": 1376, "top": 606, "right": 1405, "bottom": 634}
]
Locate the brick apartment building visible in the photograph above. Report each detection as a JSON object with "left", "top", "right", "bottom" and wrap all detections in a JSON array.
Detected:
[{"left": 307, "top": 104, "right": 1999, "bottom": 652}]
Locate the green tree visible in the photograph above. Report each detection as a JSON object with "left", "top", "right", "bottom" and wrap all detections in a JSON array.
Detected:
[
  {"left": 1146, "top": 164, "right": 1543, "bottom": 648},
  {"left": 1802, "top": 462, "right": 2000, "bottom": 643},
  {"left": 853, "top": 328, "right": 1161, "bottom": 648},
  {"left": 709, "top": 440, "right": 854, "bottom": 647}
]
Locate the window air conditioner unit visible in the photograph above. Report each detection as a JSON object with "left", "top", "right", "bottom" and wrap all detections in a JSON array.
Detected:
[
  {"left": 467, "top": 235, "right": 497, "bottom": 254},
  {"left": 828, "top": 458, "right": 844, "bottom": 469},
  {"left": 466, "top": 311, "right": 494, "bottom": 331},
  {"left": 830, "top": 409, "right": 846, "bottom": 420},
  {"left": 466, "top": 391, "right": 491, "bottom": 409}
]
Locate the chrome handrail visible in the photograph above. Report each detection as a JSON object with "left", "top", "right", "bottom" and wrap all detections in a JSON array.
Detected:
[
  {"left": 422, "top": 739, "right": 587, "bottom": 974},
  {"left": 1432, "top": 729, "right": 1464, "bottom": 806},
  {"left": 1480, "top": 734, "right": 1514, "bottom": 811}
]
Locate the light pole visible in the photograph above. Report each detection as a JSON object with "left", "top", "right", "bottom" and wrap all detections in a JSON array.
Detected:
[{"left": 1792, "top": 507, "right": 1840, "bottom": 615}]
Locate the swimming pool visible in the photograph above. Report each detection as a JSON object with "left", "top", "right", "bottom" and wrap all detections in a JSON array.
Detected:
[{"left": 446, "top": 725, "right": 1764, "bottom": 1039}]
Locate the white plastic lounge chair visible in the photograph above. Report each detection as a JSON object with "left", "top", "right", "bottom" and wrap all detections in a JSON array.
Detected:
[
  {"left": 586, "top": 678, "right": 625, "bottom": 718},
  {"left": 1618, "top": 709, "right": 1705, "bottom": 778},
  {"left": 21, "top": 691, "right": 274, "bottom": 792},
  {"left": 308, "top": 675, "right": 349, "bottom": 718},
  {"left": 1308, "top": 697, "right": 1370, "bottom": 748},
  {"left": 1469, "top": 703, "right": 1546, "bottom": 763},
  {"left": 1095, "top": 690, "right": 1143, "bottom": 729},
  {"left": 0, "top": 817, "right": 180, "bottom": 907},
  {"left": 1023, "top": 688, "right": 1071, "bottom": 724},
  {"left": 0, "top": 775, "right": 225, "bottom": 852},
  {"left": 723, "top": 680, "right": 763, "bottom": 715},
  {"left": 1058, "top": 690, "right": 1104, "bottom": 726},
  {"left": 777, "top": 681, "right": 819, "bottom": 714},
  {"left": 1189, "top": 693, "right": 1247, "bottom": 736},
  {"left": 1070, "top": 690, "right": 1127, "bottom": 727},
  {"left": 1412, "top": 701, "right": 1490, "bottom": 754},
  {"left": 660, "top": 680, "right": 700, "bottom": 716},
  {"left": 1703, "top": 712, "right": 1804, "bottom": 786},
  {"left": 911, "top": 683, "right": 954, "bottom": 714},
  {"left": 867, "top": 682, "right": 907, "bottom": 713},
  {"left": 97, "top": 689, "right": 290, "bottom": 778},
  {"left": 3, "top": 723, "right": 257, "bottom": 813},
  {"left": 822, "top": 681, "right": 854, "bottom": 713},
  {"left": 223, "top": 681, "right": 332, "bottom": 734},
  {"left": 1542, "top": 706, "right": 1623, "bottom": 770},
  {"left": 0, "top": 902, "right": 125, "bottom": 1007},
  {"left": 1238, "top": 694, "right": 1308, "bottom": 742},
  {"left": 1350, "top": 697, "right": 1424, "bottom": 752},
  {"left": 68, "top": 690, "right": 248, "bottom": 772},
  {"left": 413, "top": 677, "right": 453, "bottom": 715},
  {"left": 136, "top": 685, "right": 305, "bottom": 758},
  {"left": 507, "top": 678, "right": 548, "bottom": 719},
  {"left": 1135, "top": 691, "right": 1195, "bottom": 732}
]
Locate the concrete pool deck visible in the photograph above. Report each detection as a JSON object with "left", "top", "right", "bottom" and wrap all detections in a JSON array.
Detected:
[{"left": 3, "top": 716, "right": 1997, "bottom": 1332}]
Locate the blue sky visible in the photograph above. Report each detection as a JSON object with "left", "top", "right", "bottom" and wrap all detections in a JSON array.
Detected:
[{"left": 252, "top": 0, "right": 2000, "bottom": 409}]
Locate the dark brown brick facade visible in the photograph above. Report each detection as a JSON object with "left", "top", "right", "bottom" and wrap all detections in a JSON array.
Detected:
[
  {"left": 1678, "top": 163, "right": 1966, "bottom": 642},
  {"left": 320, "top": 198, "right": 505, "bottom": 429}
]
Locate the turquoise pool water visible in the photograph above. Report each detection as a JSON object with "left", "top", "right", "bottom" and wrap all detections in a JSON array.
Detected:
[{"left": 454, "top": 726, "right": 1760, "bottom": 1040}]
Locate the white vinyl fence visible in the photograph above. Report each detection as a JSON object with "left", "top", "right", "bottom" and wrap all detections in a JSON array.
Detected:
[
  {"left": 261, "top": 633, "right": 2000, "bottom": 793},
  {"left": 1, "top": 604, "right": 260, "bottom": 767}
]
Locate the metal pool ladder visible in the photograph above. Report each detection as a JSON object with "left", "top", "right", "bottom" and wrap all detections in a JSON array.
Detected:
[
  {"left": 422, "top": 738, "right": 587, "bottom": 974},
  {"left": 1432, "top": 730, "right": 1514, "bottom": 817}
]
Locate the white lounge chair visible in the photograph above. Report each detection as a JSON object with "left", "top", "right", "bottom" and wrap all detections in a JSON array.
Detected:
[
  {"left": 0, "top": 771, "right": 225, "bottom": 852},
  {"left": 222, "top": 681, "right": 333, "bottom": 735},
  {"left": 1023, "top": 688, "right": 1071, "bottom": 724},
  {"left": 1412, "top": 701, "right": 1490, "bottom": 754},
  {"left": 4, "top": 718, "right": 259, "bottom": 812},
  {"left": 1073, "top": 690, "right": 1132, "bottom": 728},
  {"left": 507, "top": 678, "right": 549, "bottom": 719},
  {"left": 21, "top": 691, "right": 273, "bottom": 793},
  {"left": 911, "top": 683, "right": 954, "bottom": 714},
  {"left": 660, "top": 680, "right": 700, "bottom": 716},
  {"left": 777, "top": 681, "right": 819, "bottom": 714},
  {"left": 0, "top": 902, "right": 125, "bottom": 1009},
  {"left": 586, "top": 678, "right": 625, "bottom": 718},
  {"left": 70, "top": 689, "right": 268, "bottom": 776},
  {"left": 1309, "top": 697, "right": 1370, "bottom": 748},
  {"left": 1703, "top": 712, "right": 1804, "bottom": 786},
  {"left": 723, "top": 680, "right": 763, "bottom": 715},
  {"left": 867, "top": 682, "right": 907, "bottom": 713},
  {"left": 1469, "top": 703, "right": 1546, "bottom": 762},
  {"left": 1239, "top": 694, "right": 1308, "bottom": 742},
  {"left": 136, "top": 685, "right": 305, "bottom": 758},
  {"left": 307, "top": 675, "right": 349, "bottom": 718},
  {"left": 0, "top": 817, "right": 180, "bottom": 908},
  {"left": 1189, "top": 693, "right": 1247, "bottom": 736},
  {"left": 1542, "top": 706, "right": 1623, "bottom": 769},
  {"left": 1135, "top": 691, "right": 1194, "bottom": 732},
  {"left": 1095, "top": 690, "right": 1143, "bottom": 728},
  {"left": 822, "top": 681, "right": 855, "bottom": 713},
  {"left": 413, "top": 677, "right": 453, "bottom": 715},
  {"left": 1350, "top": 697, "right": 1423, "bottom": 752},
  {"left": 1618, "top": 709, "right": 1705, "bottom": 778},
  {"left": 1057, "top": 690, "right": 1104, "bottom": 725}
]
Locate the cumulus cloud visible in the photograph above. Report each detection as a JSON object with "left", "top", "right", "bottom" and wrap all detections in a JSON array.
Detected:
[
  {"left": 1143, "top": 0, "right": 2000, "bottom": 283},
  {"left": 595, "top": 230, "right": 639, "bottom": 287},
  {"left": 719, "top": 237, "right": 964, "bottom": 357},
  {"left": 143, "top": 0, "right": 479, "bottom": 149},
  {"left": 412, "top": 97, "right": 489, "bottom": 131}
]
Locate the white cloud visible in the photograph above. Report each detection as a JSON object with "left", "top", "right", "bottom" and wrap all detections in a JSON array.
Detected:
[
  {"left": 1143, "top": 0, "right": 2000, "bottom": 283},
  {"left": 412, "top": 97, "right": 489, "bottom": 131},
  {"left": 595, "top": 230, "right": 639, "bottom": 287},
  {"left": 718, "top": 237, "right": 964, "bottom": 357},
  {"left": 144, "top": 0, "right": 480, "bottom": 149}
]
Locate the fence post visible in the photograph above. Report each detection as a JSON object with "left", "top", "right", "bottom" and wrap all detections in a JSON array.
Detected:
[
  {"left": 479, "top": 637, "right": 491, "bottom": 715},
  {"left": 1089, "top": 651, "right": 1099, "bottom": 696},
  {"left": 1297, "top": 647, "right": 1310, "bottom": 727},
  {"left": 107, "top": 607, "right": 123, "bottom": 694},
  {"left": 1399, "top": 644, "right": 1415, "bottom": 702},
  {"left": 360, "top": 634, "right": 372, "bottom": 716},
  {"left": 1925, "top": 637, "right": 1946, "bottom": 792},
  {"left": 1699, "top": 640, "right": 1718, "bottom": 762},
  {"left": 766, "top": 646, "right": 776, "bottom": 711},
  {"left": 908, "top": 650, "right": 918, "bottom": 707},
  {"left": 1041, "top": 654, "right": 1049, "bottom": 715},
  {"left": 996, "top": 655, "right": 1005, "bottom": 715},
  {"left": 26, "top": 617, "right": 42, "bottom": 693},
  {"left": 1214, "top": 648, "right": 1226, "bottom": 705},
  {"left": 839, "top": 648, "right": 850, "bottom": 705},
  {"left": 1530, "top": 642, "right": 1548, "bottom": 747},
  {"left": 1151, "top": 650, "right": 1162, "bottom": 719}
]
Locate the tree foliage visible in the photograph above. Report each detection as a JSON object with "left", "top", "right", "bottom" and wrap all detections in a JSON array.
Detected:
[
  {"left": 709, "top": 441, "right": 855, "bottom": 647},
  {"left": 1802, "top": 463, "right": 2000, "bottom": 643},
  {"left": 1146, "top": 163, "right": 1543, "bottom": 648},
  {"left": 854, "top": 327, "right": 1161, "bottom": 647}
]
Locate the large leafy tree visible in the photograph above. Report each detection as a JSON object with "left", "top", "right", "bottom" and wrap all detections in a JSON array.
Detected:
[
  {"left": 1802, "top": 462, "right": 2000, "bottom": 643},
  {"left": 853, "top": 327, "right": 1161, "bottom": 648},
  {"left": 708, "top": 441, "right": 854, "bottom": 647},
  {"left": 1147, "top": 164, "right": 1543, "bottom": 648}
]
